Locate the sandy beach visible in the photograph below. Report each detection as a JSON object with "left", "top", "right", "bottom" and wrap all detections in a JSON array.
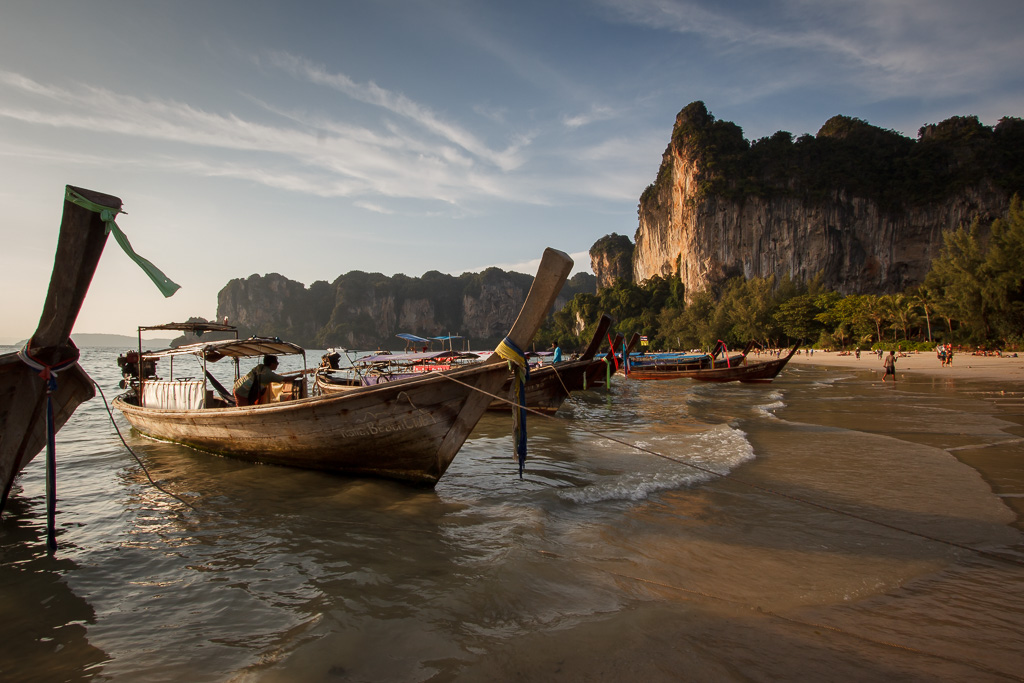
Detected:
[{"left": 778, "top": 347, "right": 1024, "bottom": 386}]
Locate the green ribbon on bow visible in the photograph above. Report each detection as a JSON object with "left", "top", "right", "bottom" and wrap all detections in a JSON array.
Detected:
[{"left": 65, "top": 188, "right": 180, "bottom": 297}]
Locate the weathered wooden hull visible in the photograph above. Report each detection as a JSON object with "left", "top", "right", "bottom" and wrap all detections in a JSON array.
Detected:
[
  {"left": 626, "top": 352, "right": 748, "bottom": 380},
  {"left": 688, "top": 344, "right": 799, "bottom": 383},
  {"left": 487, "top": 358, "right": 590, "bottom": 414},
  {"left": 488, "top": 317, "right": 616, "bottom": 413},
  {"left": 633, "top": 343, "right": 799, "bottom": 383},
  {"left": 679, "top": 357, "right": 790, "bottom": 383},
  {"left": 117, "top": 349, "right": 513, "bottom": 485},
  {"left": 0, "top": 358, "right": 94, "bottom": 507},
  {"left": 1, "top": 186, "right": 116, "bottom": 511}
]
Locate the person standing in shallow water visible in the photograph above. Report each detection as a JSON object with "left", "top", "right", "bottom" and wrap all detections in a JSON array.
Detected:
[
  {"left": 882, "top": 350, "right": 896, "bottom": 383},
  {"left": 551, "top": 340, "right": 563, "bottom": 363}
]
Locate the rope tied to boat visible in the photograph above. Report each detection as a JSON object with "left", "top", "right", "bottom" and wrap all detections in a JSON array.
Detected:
[
  {"left": 495, "top": 336, "right": 530, "bottom": 477},
  {"left": 64, "top": 187, "right": 181, "bottom": 298},
  {"left": 17, "top": 340, "right": 82, "bottom": 553}
]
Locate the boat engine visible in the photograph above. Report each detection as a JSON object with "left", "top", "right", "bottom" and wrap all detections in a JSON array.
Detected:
[{"left": 117, "top": 350, "right": 158, "bottom": 389}]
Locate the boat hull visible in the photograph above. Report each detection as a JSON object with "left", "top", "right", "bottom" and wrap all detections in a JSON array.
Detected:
[
  {"left": 626, "top": 353, "right": 748, "bottom": 380},
  {"left": 487, "top": 359, "right": 587, "bottom": 414},
  {"left": 115, "top": 360, "right": 511, "bottom": 486},
  {"left": 630, "top": 343, "right": 799, "bottom": 383}
]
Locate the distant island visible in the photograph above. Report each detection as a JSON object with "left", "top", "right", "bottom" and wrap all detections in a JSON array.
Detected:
[{"left": 63, "top": 333, "right": 175, "bottom": 349}]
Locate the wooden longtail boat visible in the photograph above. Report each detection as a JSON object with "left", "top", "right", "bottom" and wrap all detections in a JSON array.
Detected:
[
  {"left": 316, "top": 316, "right": 617, "bottom": 413},
  {"left": 626, "top": 340, "right": 755, "bottom": 381},
  {"left": 680, "top": 341, "right": 801, "bottom": 383},
  {"left": 1, "top": 186, "right": 116, "bottom": 513},
  {"left": 487, "top": 315, "right": 613, "bottom": 414},
  {"left": 113, "top": 248, "right": 573, "bottom": 485},
  {"left": 317, "top": 349, "right": 487, "bottom": 389}
]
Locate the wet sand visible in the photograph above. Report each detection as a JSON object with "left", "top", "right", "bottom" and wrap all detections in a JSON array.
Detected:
[{"left": 783, "top": 348, "right": 1024, "bottom": 385}]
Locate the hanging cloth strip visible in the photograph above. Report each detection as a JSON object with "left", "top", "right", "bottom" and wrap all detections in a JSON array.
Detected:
[
  {"left": 16, "top": 341, "right": 82, "bottom": 552},
  {"left": 494, "top": 336, "right": 530, "bottom": 477},
  {"left": 718, "top": 339, "right": 731, "bottom": 367},
  {"left": 64, "top": 188, "right": 180, "bottom": 297},
  {"left": 606, "top": 333, "right": 619, "bottom": 372}
]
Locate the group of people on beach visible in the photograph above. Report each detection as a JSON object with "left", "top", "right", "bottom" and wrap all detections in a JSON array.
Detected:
[{"left": 937, "top": 343, "right": 955, "bottom": 367}]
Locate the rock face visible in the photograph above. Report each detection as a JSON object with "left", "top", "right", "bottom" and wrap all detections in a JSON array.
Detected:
[
  {"left": 631, "top": 102, "right": 1023, "bottom": 297},
  {"left": 216, "top": 268, "right": 596, "bottom": 350},
  {"left": 589, "top": 234, "right": 634, "bottom": 289}
]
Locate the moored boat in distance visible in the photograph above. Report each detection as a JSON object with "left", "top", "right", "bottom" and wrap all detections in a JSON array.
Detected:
[
  {"left": 628, "top": 340, "right": 800, "bottom": 383},
  {"left": 681, "top": 341, "right": 801, "bottom": 383},
  {"left": 113, "top": 248, "right": 573, "bottom": 486},
  {"left": 626, "top": 340, "right": 754, "bottom": 380}
]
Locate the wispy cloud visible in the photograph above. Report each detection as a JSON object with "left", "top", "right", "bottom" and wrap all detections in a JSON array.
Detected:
[
  {"left": 599, "top": 0, "right": 1024, "bottom": 100},
  {"left": 353, "top": 201, "right": 395, "bottom": 215},
  {"left": 563, "top": 105, "right": 618, "bottom": 129},
  {"left": 266, "top": 52, "right": 528, "bottom": 172},
  {"left": 0, "top": 69, "right": 530, "bottom": 207},
  {"left": 0, "top": 57, "right": 660, "bottom": 216}
]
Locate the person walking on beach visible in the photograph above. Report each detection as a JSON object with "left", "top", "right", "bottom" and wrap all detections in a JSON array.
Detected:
[{"left": 882, "top": 350, "right": 896, "bottom": 383}]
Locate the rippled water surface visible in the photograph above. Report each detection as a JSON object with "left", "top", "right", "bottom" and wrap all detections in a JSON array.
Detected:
[{"left": 2, "top": 348, "right": 1023, "bottom": 681}]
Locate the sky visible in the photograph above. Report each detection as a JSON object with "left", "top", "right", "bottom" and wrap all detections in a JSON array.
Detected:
[{"left": 1, "top": 0, "right": 1022, "bottom": 341}]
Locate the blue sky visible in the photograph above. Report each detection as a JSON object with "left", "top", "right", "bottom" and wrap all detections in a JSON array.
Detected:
[{"left": 1, "top": 0, "right": 1021, "bottom": 341}]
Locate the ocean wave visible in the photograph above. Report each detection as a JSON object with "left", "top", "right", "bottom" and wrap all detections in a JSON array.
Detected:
[
  {"left": 755, "top": 400, "right": 786, "bottom": 419},
  {"left": 558, "top": 424, "right": 754, "bottom": 504},
  {"left": 754, "top": 391, "right": 786, "bottom": 419},
  {"left": 810, "top": 374, "right": 856, "bottom": 387}
]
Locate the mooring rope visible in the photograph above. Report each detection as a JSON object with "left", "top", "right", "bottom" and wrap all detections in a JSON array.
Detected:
[
  {"left": 548, "top": 363, "right": 572, "bottom": 398},
  {"left": 441, "top": 372, "right": 1024, "bottom": 570},
  {"left": 91, "top": 379, "right": 197, "bottom": 511}
]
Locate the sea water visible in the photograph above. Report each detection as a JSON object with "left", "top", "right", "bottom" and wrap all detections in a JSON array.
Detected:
[{"left": 1, "top": 347, "right": 1022, "bottom": 681}]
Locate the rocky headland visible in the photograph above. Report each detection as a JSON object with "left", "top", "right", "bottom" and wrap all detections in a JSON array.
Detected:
[
  {"left": 213, "top": 269, "right": 596, "bottom": 350},
  {"left": 592, "top": 101, "right": 1023, "bottom": 298}
]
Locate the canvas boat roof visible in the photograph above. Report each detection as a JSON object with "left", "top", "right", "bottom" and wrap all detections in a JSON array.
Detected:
[
  {"left": 396, "top": 333, "right": 464, "bottom": 343},
  {"left": 357, "top": 350, "right": 485, "bottom": 364},
  {"left": 141, "top": 336, "right": 305, "bottom": 361}
]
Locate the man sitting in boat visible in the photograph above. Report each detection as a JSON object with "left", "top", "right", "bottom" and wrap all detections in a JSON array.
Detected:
[{"left": 233, "top": 355, "right": 290, "bottom": 406}]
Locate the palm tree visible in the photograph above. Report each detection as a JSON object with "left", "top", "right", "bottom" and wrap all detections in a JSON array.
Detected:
[{"left": 911, "top": 286, "right": 934, "bottom": 342}]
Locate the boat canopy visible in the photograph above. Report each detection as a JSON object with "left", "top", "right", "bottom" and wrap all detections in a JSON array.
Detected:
[
  {"left": 395, "top": 333, "right": 464, "bottom": 343},
  {"left": 357, "top": 350, "right": 484, "bottom": 364},
  {"left": 141, "top": 336, "right": 305, "bottom": 361}
]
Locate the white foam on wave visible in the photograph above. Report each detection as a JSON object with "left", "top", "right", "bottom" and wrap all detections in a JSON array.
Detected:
[
  {"left": 810, "top": 374, "right": 855, "bottom": 387},
  {"left": 755, "top": 390, "right": 786, "bottom": 419},
  {"left": 559, "top": 424, "right": 756, "bottom": 504}
]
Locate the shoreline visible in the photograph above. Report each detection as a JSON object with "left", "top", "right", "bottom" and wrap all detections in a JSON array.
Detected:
[{"left": 773, "top": 347, "right": 1024, "bottom": 386}]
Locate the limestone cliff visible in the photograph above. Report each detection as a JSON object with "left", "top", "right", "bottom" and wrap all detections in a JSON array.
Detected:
[
  {"left": 589, "top": 234, "right": 634, "bottom": 289},
  {"left": 633, "top": 102, "right": 1024, "bottom": 297},
  {"left": 215, "top": 268, "right": 595, "bottom": 350}
]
